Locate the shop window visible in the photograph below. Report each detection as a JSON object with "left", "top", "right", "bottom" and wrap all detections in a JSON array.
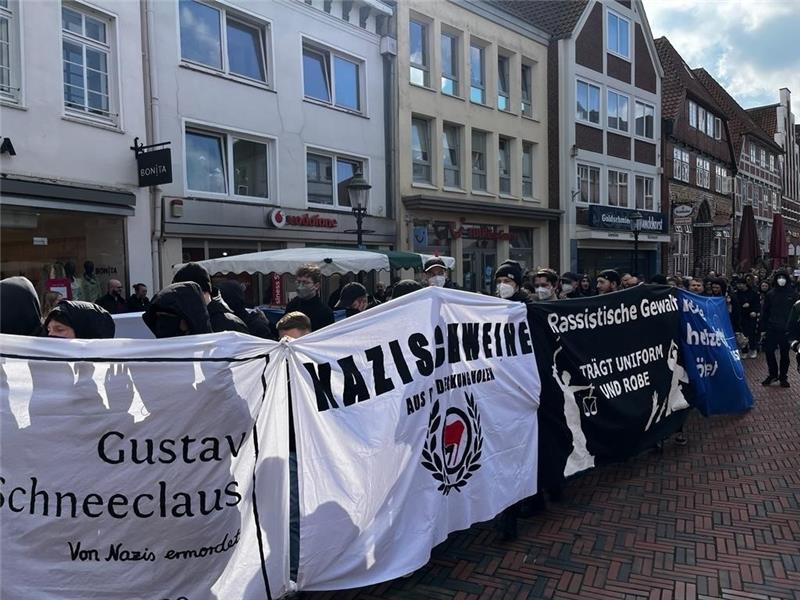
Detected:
[
  {"left": 608, "top": 170, "right": 628, "bottom": 207},
  {"left": 412, "top": 221, "right": 451, "bottom": 257},
  {"left": 306, "top": 150, "right": 364, "bottom": 209},
  {"left": 509, "top": 228, "right": 533, "bottom": 271},
  {"left": 576, "top": 79, "right": 600, "bottom": 125},
  {"left": 412, "top": 117, "right": 432, "bottom": 183},
  {"left": 471, "top": 130, "right": 487, "bottom": 191},
  {"left": 302, "top": 41, "right": 362, "bottom": 112},
  {"left": 179, "top": 0, "right": 269, "bottom": 83},
  {"left": 409, "top": 18, "right": 429, "bottom": 86},
  {"left": 469, "top": 41, "right": 485, "bottom": 104},
  {"left": 497, "top": 54, "right": 510, "bottom": 111},
  {"left": 498, "top": 137, "right": 511, "bottom": 195},
  {"left": 577, "top": 163, "right": 600, "bottom": 204},
  {"left": 442, "top": 123, "right": 461, "bottom": 188},
  {"left": 440, "top": 30, "right": 459, "bottom": 96}
]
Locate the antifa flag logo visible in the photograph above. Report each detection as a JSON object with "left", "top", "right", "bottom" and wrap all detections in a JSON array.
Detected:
[{"left": 421, "top": 392, "right": 483, "bottom": 495}]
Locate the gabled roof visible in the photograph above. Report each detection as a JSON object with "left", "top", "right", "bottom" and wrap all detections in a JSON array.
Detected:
[
  {"left": 489, "top": 0, "right": 589, "bottom": 38},
  {"left": 746, "top": 104, "right": 779, "bottom": 139},
  {"left": 654, "top": 37, "right": 725, "bottom": 122},
  {"left": 693, "top": 68, "right": 784, "bottom": 158}
]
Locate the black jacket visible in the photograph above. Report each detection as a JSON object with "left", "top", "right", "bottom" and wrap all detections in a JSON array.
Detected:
[
  {"left": 284, "top": 294, "right": 335, "bottom": 332},
  {"left": 44, "top": 300, "right": 115, "bottom": 339},
  {"left": 217, "top": 281, "right": 276, "bottom": 340},
  {"left": 143, "top": 282, "right": 212, "bottom": 337},
  {"left": 207, "top": 294, "right": 249, "bottom": 334},
  {"left": 760, "top": 286, "right": 798, "bottom": 332},
  {"left": 0, "top": 276, "right": 42, "bottom": 336},
  {"left": 127, "top": 294, "right": 150, "bottom": 312},
  {"left": 734, "top": 288, "right": 760, "bottom": 320},
  {"left": 96, "top": 293, "right": 128, "bottom": 315}
]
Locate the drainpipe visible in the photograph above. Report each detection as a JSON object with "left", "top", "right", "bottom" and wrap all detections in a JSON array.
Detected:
[{"left": 141, "top": 0, "right": 163, "bottom": 288}]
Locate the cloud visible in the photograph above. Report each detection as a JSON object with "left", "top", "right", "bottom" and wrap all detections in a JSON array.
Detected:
[{"left": 644, "top": 0, "right": 800, "bottom": 115}]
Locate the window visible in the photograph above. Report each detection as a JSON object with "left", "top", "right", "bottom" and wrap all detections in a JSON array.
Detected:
[
  {"left": 688, "top": 100, "right": 697, "bottom": 128},
  {"left": 760, "top": 149, "right": 766, "bottom": 167},
  {"left": 577, "top": 164, "right": 600, "bottom": 204},
  {"left": 409, "top": 19, "right": 428, "bottom": 86},
  {"left": 442, "top": 124, "right": 461, "bottom": 188},
  {"left": 0, "top": 0, "right": 18, "bottom": 103},
  {"left": 749, "top": 142, "right": 756, "bottom": 163},
  {"left": 772, "top": 191, "right": 778, "bottom": 210},
  {"left": 635, "top": 176, "right": 654, "bottom": 211},
  {"left": 576, "top": 80, "right": 600, "bottom": 124},
  {"left": 715, "top": 165, "right": 729, "bottom": 193},
  {"left": 303, "top": 43, "right": 361, "bottom": 111},
  {"left": 498, "top": 137, "right": 511, "bottom": 194},
  {"left": 411, "top": 117, "right": 431, "bottom": 183},
  {"left": 185, "top": 128, "right": 272, "bottom": 199},
  {"left": 521, "top": 63, "right": 532, "bottom": 116},
  {"left": 497, "top": 54, "right": 510, "bottom": 111},
  {"left": 698, "top": 106, "right": 706, "bottom": 135},
  {"left": 522, "top": 142, "right": 534, "bottom": 197},
  {"left": 441, "top": 32, "right": 458, "bottom": 96},
  {"left": 673, "top": 148, "right": 689, "bottom": 182},
  {"left": 696, "top": 157, "right": 710, "bottom": 189},
  {"left": 635, "top": 101, "right": 654, "bottom": 139},
  {"left": 62, "top": 5, "right": 114, "bottom": 119},
  {"left": 179, "top": 0, "right": 267, "bottom": 82},
  {"left": 469, "top": 42, "right": 485, "bottom": 104},
  {"left": 607, "top": 10, "right": 630, "bottom": 59},
  {"left": 306, "top": 152, "right": 363, "bottom": 208},
  {"left": 705, "top": 112, "right": 714, "bottom": 137},
  {"left": 471, "top": 130, "right": 487, "bottom": 191},
  {"left": 714, "top": 117, "right": 721, "bottom": 140},
  {"left": 607, "top": 90, "right": 629, "bottom": 132},
  {"left": 769, "top": 154, "right": 775, "bottom": 172},
  {"left": 672, "top": 228, "right": 690, "bottom": 276},
  {"left": 608, "top": 170, "right": 628, "bottom": 207}
]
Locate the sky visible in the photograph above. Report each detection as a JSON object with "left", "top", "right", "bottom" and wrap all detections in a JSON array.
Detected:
[{"left": 643, "top": 0, "right": 800, "bottom": 116}]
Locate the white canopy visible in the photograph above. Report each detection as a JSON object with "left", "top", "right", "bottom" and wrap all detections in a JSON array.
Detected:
[{"left": 172, "top": 247, "right": 392, "bottom": 276}]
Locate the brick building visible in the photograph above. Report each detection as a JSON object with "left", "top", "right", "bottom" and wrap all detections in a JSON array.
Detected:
[
  {"left": 655, "top": 38, "right": 735, "bottom": 277},
  {"left": 746, "top": 89, "right": 800, "bottom": 265},
  {"left": 694, "top": 69, "right": 784, "bottom": 267},
  {"left": 495, "top": 0, "right": 666, "bottom": 277}
]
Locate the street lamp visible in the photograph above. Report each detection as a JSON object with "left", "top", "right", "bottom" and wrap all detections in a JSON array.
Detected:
[
  {"left": 346, "top": 167, "right": 373, "bottom": 249},
  {"left": 630, "top": 210, "right": 643, "bottom": 275}
]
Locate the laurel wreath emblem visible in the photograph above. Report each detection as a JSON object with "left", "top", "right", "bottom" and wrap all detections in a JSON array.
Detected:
[{"left": 420, "top": 392, "right": 483, "bottom": 495}]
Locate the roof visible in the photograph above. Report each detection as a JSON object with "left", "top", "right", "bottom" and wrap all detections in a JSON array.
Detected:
[
  {"left": 654, "top": 37, "right": 726, "bottom": 122},
  {"left": 488, "top": 0, "right": 589, "bottom": 38},
  {"left": 693, "top": 68, "right": 784, "bottom": 158},
  {"left": 746, "top": 104, "right": 779, "bottom": 139}
]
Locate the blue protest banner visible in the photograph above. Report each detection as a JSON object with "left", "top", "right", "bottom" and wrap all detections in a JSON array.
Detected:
[{"left": 677, "top": 289, "right": 754, "bottom": 416}]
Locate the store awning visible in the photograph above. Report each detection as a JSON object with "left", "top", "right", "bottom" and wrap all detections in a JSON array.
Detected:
[
  {"left": 380, "top": 251, "right": 456, "bottom": 270},
  {"left": 0, "top": 178, "right": 136, "bottom": 216}
]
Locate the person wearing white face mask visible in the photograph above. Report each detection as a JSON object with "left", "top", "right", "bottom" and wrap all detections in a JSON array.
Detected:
[
  {"left": 759, "top": 270, "right": 797, "bottom": 387},
  {"left": 531, "top": 269, "right": 558, "bottom": 302},
  {"left": 423, "top": 257, "right": 456, "bottom": 289},
  {"left": 494, "top": 261, "right": 531, "bottom": 303},
  {"left": 558, "top": 272, "right": 580, "bottom": 299}
]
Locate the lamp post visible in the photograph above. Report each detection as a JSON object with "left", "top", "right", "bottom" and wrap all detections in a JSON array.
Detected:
[
  {"left": 345, "top": 167, "right": 373, "bottom": 249},
  {"left": 630, "top": 210, "right": 643, "bottom": 275}
]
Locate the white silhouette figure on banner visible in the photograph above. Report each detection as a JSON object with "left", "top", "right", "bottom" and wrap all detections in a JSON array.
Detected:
[
  {"left": 645, "top": 340, "right": 689, "bottom": 431},
  {"left": 552, "top": 345, "right": 596, "bottom": 477}
]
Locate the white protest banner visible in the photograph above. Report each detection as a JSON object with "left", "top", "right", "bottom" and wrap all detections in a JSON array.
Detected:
[
  {"left": 289, "top": 288, "right": 540, "bottom": 591},
  {"left": 0, "top": 333, "right": 290, "bottom": 600}
]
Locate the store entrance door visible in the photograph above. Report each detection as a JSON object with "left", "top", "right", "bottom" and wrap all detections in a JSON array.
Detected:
[{"left": 463, "top": 248, "right": 496, "bottom": 294}]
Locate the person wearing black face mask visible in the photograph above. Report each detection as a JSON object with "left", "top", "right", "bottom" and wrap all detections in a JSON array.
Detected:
[
  {"left": 143, "top": 282, "right": 212, "bottom": 338},
  {"left": 759, "top": 270, "right": 798, "bottom": 387}
]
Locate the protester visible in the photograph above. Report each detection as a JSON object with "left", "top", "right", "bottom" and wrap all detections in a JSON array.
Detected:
[
  {"left": 374, "top": 282, "right": 388, "bottom": 303},
  {"left": 283, "top": 264, "right": 335, "bottom": 332},
  {"left": 710, "top": 277, "right": 740, "bottom": 332},
  {"left": 621, "top": 273, "right": 639, "bottom": 289},
  {"left": 558, "top": 272, "right": 581, "bottom": 299},
  {"left": 734, "top": 278, "right": 760, "bottom": 358},
  {"left": 494, "top": 261, "right": 531, "bottom": 303},
  {"left": 143, "top": 281, "right": 212, "bottom": 338},
  {"left": 531, "top": 269, "right": 558, "bottom": 302},
  {"left": 578, "top": 274, "right": 595, "bottom": 296},
  {"left": 277, "top": 311, "right": 312, "bottom": 340},
  {"left": 41, "top": 290, "right": 63, "bottom": 317},
  {"left": 327, "top": 277, "right": 350, "bottom": 310},
  {"left": 127, "top": 283, "right": 150, "bottom": 312},
  {"left": 688, "top": 277, "right": 704, "bottom": 294},
  {"left": 650, "top": 274, "right": 668, "bottom": 285},
  {"left": 423, "top": 257, "right": 456, "bottom": 289},
  {"left": 217, "top": 280, "right": 276, "bottom": 340},
  {"left": 173, "top": 262, "right": 248, "bottom": 334},
  {"left": 666, "top": 276, "right": 680, "bottom": 287},
  {"left": 759, "top": 270, "right": 796, "bottom": 387},
  {"left": 96, "top": 279, "right": 127, "bottom": 314},
  {"left": 390, "top": 279, "right": 423, "bottom": 300},
  {"left": 596, "top": 269, "right": 621, "bottom": 294},
  {"left": 335, "top": 282, "right": 369, "bottom": 318},
  {"left": 44, "top": 300, "right": 115, "bottom": 339},
  {"left": 788, "top": 297, "right": 800, "bottom": 374},
  {"left": 703, "top": 279, "right": 713, "bottom": 296},
  {"left": 0, "top": 276, "right": 42, "bottom": 336}
]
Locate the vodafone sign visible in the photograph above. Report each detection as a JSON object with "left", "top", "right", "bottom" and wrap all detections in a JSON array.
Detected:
[{"left": 268, "top": 208, "right": 338, "bottom": 229}]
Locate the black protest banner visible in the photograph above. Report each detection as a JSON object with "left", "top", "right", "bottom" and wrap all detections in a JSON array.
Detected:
[{"left": 529, "top": 285, "right": 692, "bottom": 486}]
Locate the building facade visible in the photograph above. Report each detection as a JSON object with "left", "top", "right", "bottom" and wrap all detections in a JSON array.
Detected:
[
  {"left": 149, "top": 0, "right": 394, "bottom": 300},
  {"left": 0, "top": 0, "right": 151, "bottom": 302},
  {"left": 396, "top": 0, "right": 555, "bottom": 293},
  {"left": 655, "top": 38, "right": 735, "bottom": 277},
  {"left": 694, "top": 68, "right": 784, "bottom": 266}
]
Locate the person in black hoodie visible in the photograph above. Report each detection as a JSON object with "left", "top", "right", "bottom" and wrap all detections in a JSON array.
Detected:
[
  {"left": 217, "top": 280, "right": 276, "bottom": 339},
  {"left": 172, "top": 262, "right": 248, "bottom": 334},
  {"left": 759, "top": 270, "right": 798, "bottom": 387},
  {"left": 733, "top": 278, "right": 761, "bottom": 358},
  {"left": 284, "top": 264, "right": 334, "bottom": 332},
  {"left": 334, "top": 282, "right": 369, "bottom": 318},
  {"left": 1, "top": 276, "right": 43, "bottom": 336},
  {"left": 43, "top": 300, "right": 115, "bottom": 339},
  {"left": 142, "top": 282, "right": 212, "bottom": 338}
]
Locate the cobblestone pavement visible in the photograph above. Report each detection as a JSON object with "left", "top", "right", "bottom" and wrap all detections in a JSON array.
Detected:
[{"left": 305, "top": 354, "right": 800, "bottom": 600}]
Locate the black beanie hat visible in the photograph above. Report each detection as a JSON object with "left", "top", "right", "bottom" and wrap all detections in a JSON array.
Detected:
[
  {"left": 173, "top": 262, "right": 213, "bottom": 294},
  {"left": 495, "top": 261, "right": 523, "bottom": 284}
]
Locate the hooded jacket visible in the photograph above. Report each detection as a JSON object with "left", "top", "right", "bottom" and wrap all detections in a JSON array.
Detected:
[
  {"left": 143, "top": 282, "right": 212, "bottom": 337},
  {"left": 44, "top": 300, "right": 115, "bottom": 339},
  {"left": 217, "top": 281, "right": 275, "bottom": 339},
  {"left": 284, "top": 294, "right": 335, "bottom": 332},
  {"left": 207, "top": 293, "right": 249, "bottom": 334},
  {"left": 760, "top": 273, "right": 798, "bottom": 333},
  {"left": 0, "top": 276, "right": 42, "bottom": 336}
]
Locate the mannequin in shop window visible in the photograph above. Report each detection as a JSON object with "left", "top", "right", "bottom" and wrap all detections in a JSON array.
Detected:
[
  {"left": 80, "top": 260, "right": 102, "bottom": 303},
  {"left": 64, "top": 261, "right": 82, "bottom": 301}
]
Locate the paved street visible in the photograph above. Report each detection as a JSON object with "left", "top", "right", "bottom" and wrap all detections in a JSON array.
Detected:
[{"left": 307, "top": 356, "right": 800, "bottom": 600}]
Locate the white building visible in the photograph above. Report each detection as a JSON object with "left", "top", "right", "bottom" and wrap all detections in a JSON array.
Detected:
[
  {"left": 0, "top": 0, "right": 152, "bottom": 303},
  {"left": 149, "top": 0, "right": 395, "bottom": 302}
]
